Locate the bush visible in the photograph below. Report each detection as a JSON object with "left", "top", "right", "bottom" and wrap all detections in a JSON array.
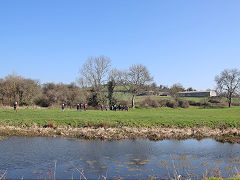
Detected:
[
  {"left": 140, "top": 97, "right": 159, "bottom": 108},
  {"left": 188, "top": 100, "right": 200, "bottom": 106},
  {"left": 208, "top": 97, "right": 221, "bottom": 104},
  {"left": 166, "top": 100, "right": 178, "bottom": 108},
  {"left": 158, "top": 99, "right": 168, "bottom": 107},
  {"left": 188, "top": 100, "right": 208, "bottom": 107},
  {"left": 178, "top": 100, "right": 189, "bottom": 108},
  {"left": 140, "top": 102, "right": 148, "bottom": 108},
  {"left": 200, "top": 99, "right": 211, "bottom": 107},
  {"left": 141, "top": 98, "right": 189, "bottom": 109}
]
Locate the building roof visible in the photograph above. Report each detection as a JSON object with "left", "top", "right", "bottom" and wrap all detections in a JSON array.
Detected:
[{"left": 178, "top": 90, "right": 216, "bottom": 94}]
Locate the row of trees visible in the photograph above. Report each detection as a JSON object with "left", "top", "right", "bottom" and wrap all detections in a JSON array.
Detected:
[
  {"left": 0, "top": 75, "right": 42, "bottom": 106},
  {"left": 0, "top": 55, "right": 239, "bottom": 108},
  {"left": 78, "top": 55, "right": 153, "bottom": 108},
  {"left": 0, "top": 75, "right": 88, "bottom": 107},
  {"left": 0, "top": 56, "right": 154, "bottom": 108}
]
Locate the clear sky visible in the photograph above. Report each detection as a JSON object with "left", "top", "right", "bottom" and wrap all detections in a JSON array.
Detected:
[{"left": 0, "top": 0, "right": 240, "bottom": 90}]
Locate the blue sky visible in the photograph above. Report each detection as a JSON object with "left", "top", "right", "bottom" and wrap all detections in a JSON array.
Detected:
[{"left": 0, "top": 0, "right": 240, "bottom": 90}]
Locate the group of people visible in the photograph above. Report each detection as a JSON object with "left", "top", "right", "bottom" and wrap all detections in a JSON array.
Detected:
[
  {"left": 62, "top": 103, "right": 87, "bottom": 112},
  {"left": 13, "top": 101, "right": 129, "bottom": 112},
  {"left": 63, "top": 103, "right": 129, "bottom": 112},
  {"left": 76, "top": 104, "right": 87, "bottom": 111},
  {"left": 101, "top": 104, "right": 129, "bottom": 111}
]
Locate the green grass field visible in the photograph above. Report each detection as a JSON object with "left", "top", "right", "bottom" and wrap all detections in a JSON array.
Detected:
[{"left": 0, "top": 106, "right": 240, "bottom": 128}]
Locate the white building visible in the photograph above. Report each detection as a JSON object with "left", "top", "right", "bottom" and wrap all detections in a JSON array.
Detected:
[{"left": 178, "top": 90, "right": 217, "bottom": 97}]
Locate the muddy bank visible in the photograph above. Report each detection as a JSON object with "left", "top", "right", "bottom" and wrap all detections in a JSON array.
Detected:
[{"left": 0, "top": 125, "right": 240, "bottom": 143}]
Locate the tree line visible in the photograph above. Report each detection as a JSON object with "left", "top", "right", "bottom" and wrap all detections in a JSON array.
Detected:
[
  {"left": 0, "top": 56, "right": 155, "bottom": 108},
  {"left": 0, "top": 75, "right": 88, "bottom": 107},
  {"left": 0, "top": 55, "right": 240, "bottom": 108}
]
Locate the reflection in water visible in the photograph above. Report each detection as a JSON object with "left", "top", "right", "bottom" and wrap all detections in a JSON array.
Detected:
[{"left": 0, "top": 137, "right": 240, "bottom": 179}]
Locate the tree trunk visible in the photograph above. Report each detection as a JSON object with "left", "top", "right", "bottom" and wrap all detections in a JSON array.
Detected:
[
  {"left": 228, "top": 96, "right": 232, "bottom": 108},
  {"left": 132, "top": 94, "right": 135, "bottom": 108}
]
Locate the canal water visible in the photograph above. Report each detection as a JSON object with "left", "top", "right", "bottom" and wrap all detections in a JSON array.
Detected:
[{"left": 0, "top": 137, "right": 240, "bottom": 179}]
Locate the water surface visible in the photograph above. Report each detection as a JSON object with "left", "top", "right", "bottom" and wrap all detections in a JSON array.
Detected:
[{"left": 0, "top": 137, "right": 240, "bottom": 179}]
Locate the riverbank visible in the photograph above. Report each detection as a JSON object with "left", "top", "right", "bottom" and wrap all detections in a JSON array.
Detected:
[
  {"left": 1, "top": 107, "right": 240, "bottom": 143},
  {"left": 1, "top": 125, "right": 240, "bottom": 143}
]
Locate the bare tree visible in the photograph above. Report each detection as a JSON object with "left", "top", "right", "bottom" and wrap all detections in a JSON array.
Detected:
[
  {"left": 120, "top": 64, "right": 153, "bottom": 108},
  {"left": 79, "top": 55, "right": 111, "bottom": 89},
  {"left": 215, "top": 69, "right": 240, "bottom": 107},
  {"left": 78, "top": 55, "right": 111, "bottom": 106},
  {"left": 77, "top": 77, "right": 88, "bottom": 89},
  {"left": 108, "top": 68, "right": 125, "bottom": 83}
]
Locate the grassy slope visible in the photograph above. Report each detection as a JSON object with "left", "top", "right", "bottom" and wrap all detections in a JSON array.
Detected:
[{"left": 0, "top": 106, "right": 240, "bottom": 128}]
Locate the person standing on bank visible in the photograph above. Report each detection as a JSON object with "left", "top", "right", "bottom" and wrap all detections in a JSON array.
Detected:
[
  {"left": 62, "top": 104, "right": 65, "bottom": 112},
  {"left": 118, "top": 105, "right": 122, "bottom": 111},
  {"left": 77, "top": 104, "right": 80, "bottom": 111},
  {"left": 14, "top": 101, "right": 18, "bottom": 113}
]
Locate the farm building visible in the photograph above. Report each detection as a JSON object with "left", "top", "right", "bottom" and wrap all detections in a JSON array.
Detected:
[{"left": 178, "top": 90, "right": 217, "bottom": 97}]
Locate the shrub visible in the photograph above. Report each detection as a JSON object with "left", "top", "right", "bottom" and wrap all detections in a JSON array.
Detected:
[
  {"left": 188, "top": 100, "right": 209, "bottom": 107},
  {"left": 188, "top": 100, "right": 200, "bottom": 106},
  {"left": 208, "top": 97, "right": 221, "bottom": 104},
  {"left": 158, "top": 99, "right": 168, "bottom": 107},
  {"left": 178, "top": 100, "right": 189, "bottom": 108},
  {"left": 166, "top": 100, "right": 178, "bottom": 108},
  {"left": 140, "top": 97, "right": 159, "bottom": 108},
  {"left": 200, "top": 99, "right": 211, "bottom": 108},
  {"left": 149, "top": 99, "right": 159, "bottom": 108},
  {"left": 140, "top": 101, "right": 149, "bottom": 108}
]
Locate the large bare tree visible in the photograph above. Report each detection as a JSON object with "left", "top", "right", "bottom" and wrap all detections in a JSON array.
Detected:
[
  {"left": 119, "top": 64, "right": 153, "bottom": 108},
  {"left": 79, "top": 55, "right": 111, "bottom": 89},
  {"left": 215, "top": 69, "right": 240, "bottom": 107},
  {"left": 78, "top": 55, "right": 111, "bottom": 106}
]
